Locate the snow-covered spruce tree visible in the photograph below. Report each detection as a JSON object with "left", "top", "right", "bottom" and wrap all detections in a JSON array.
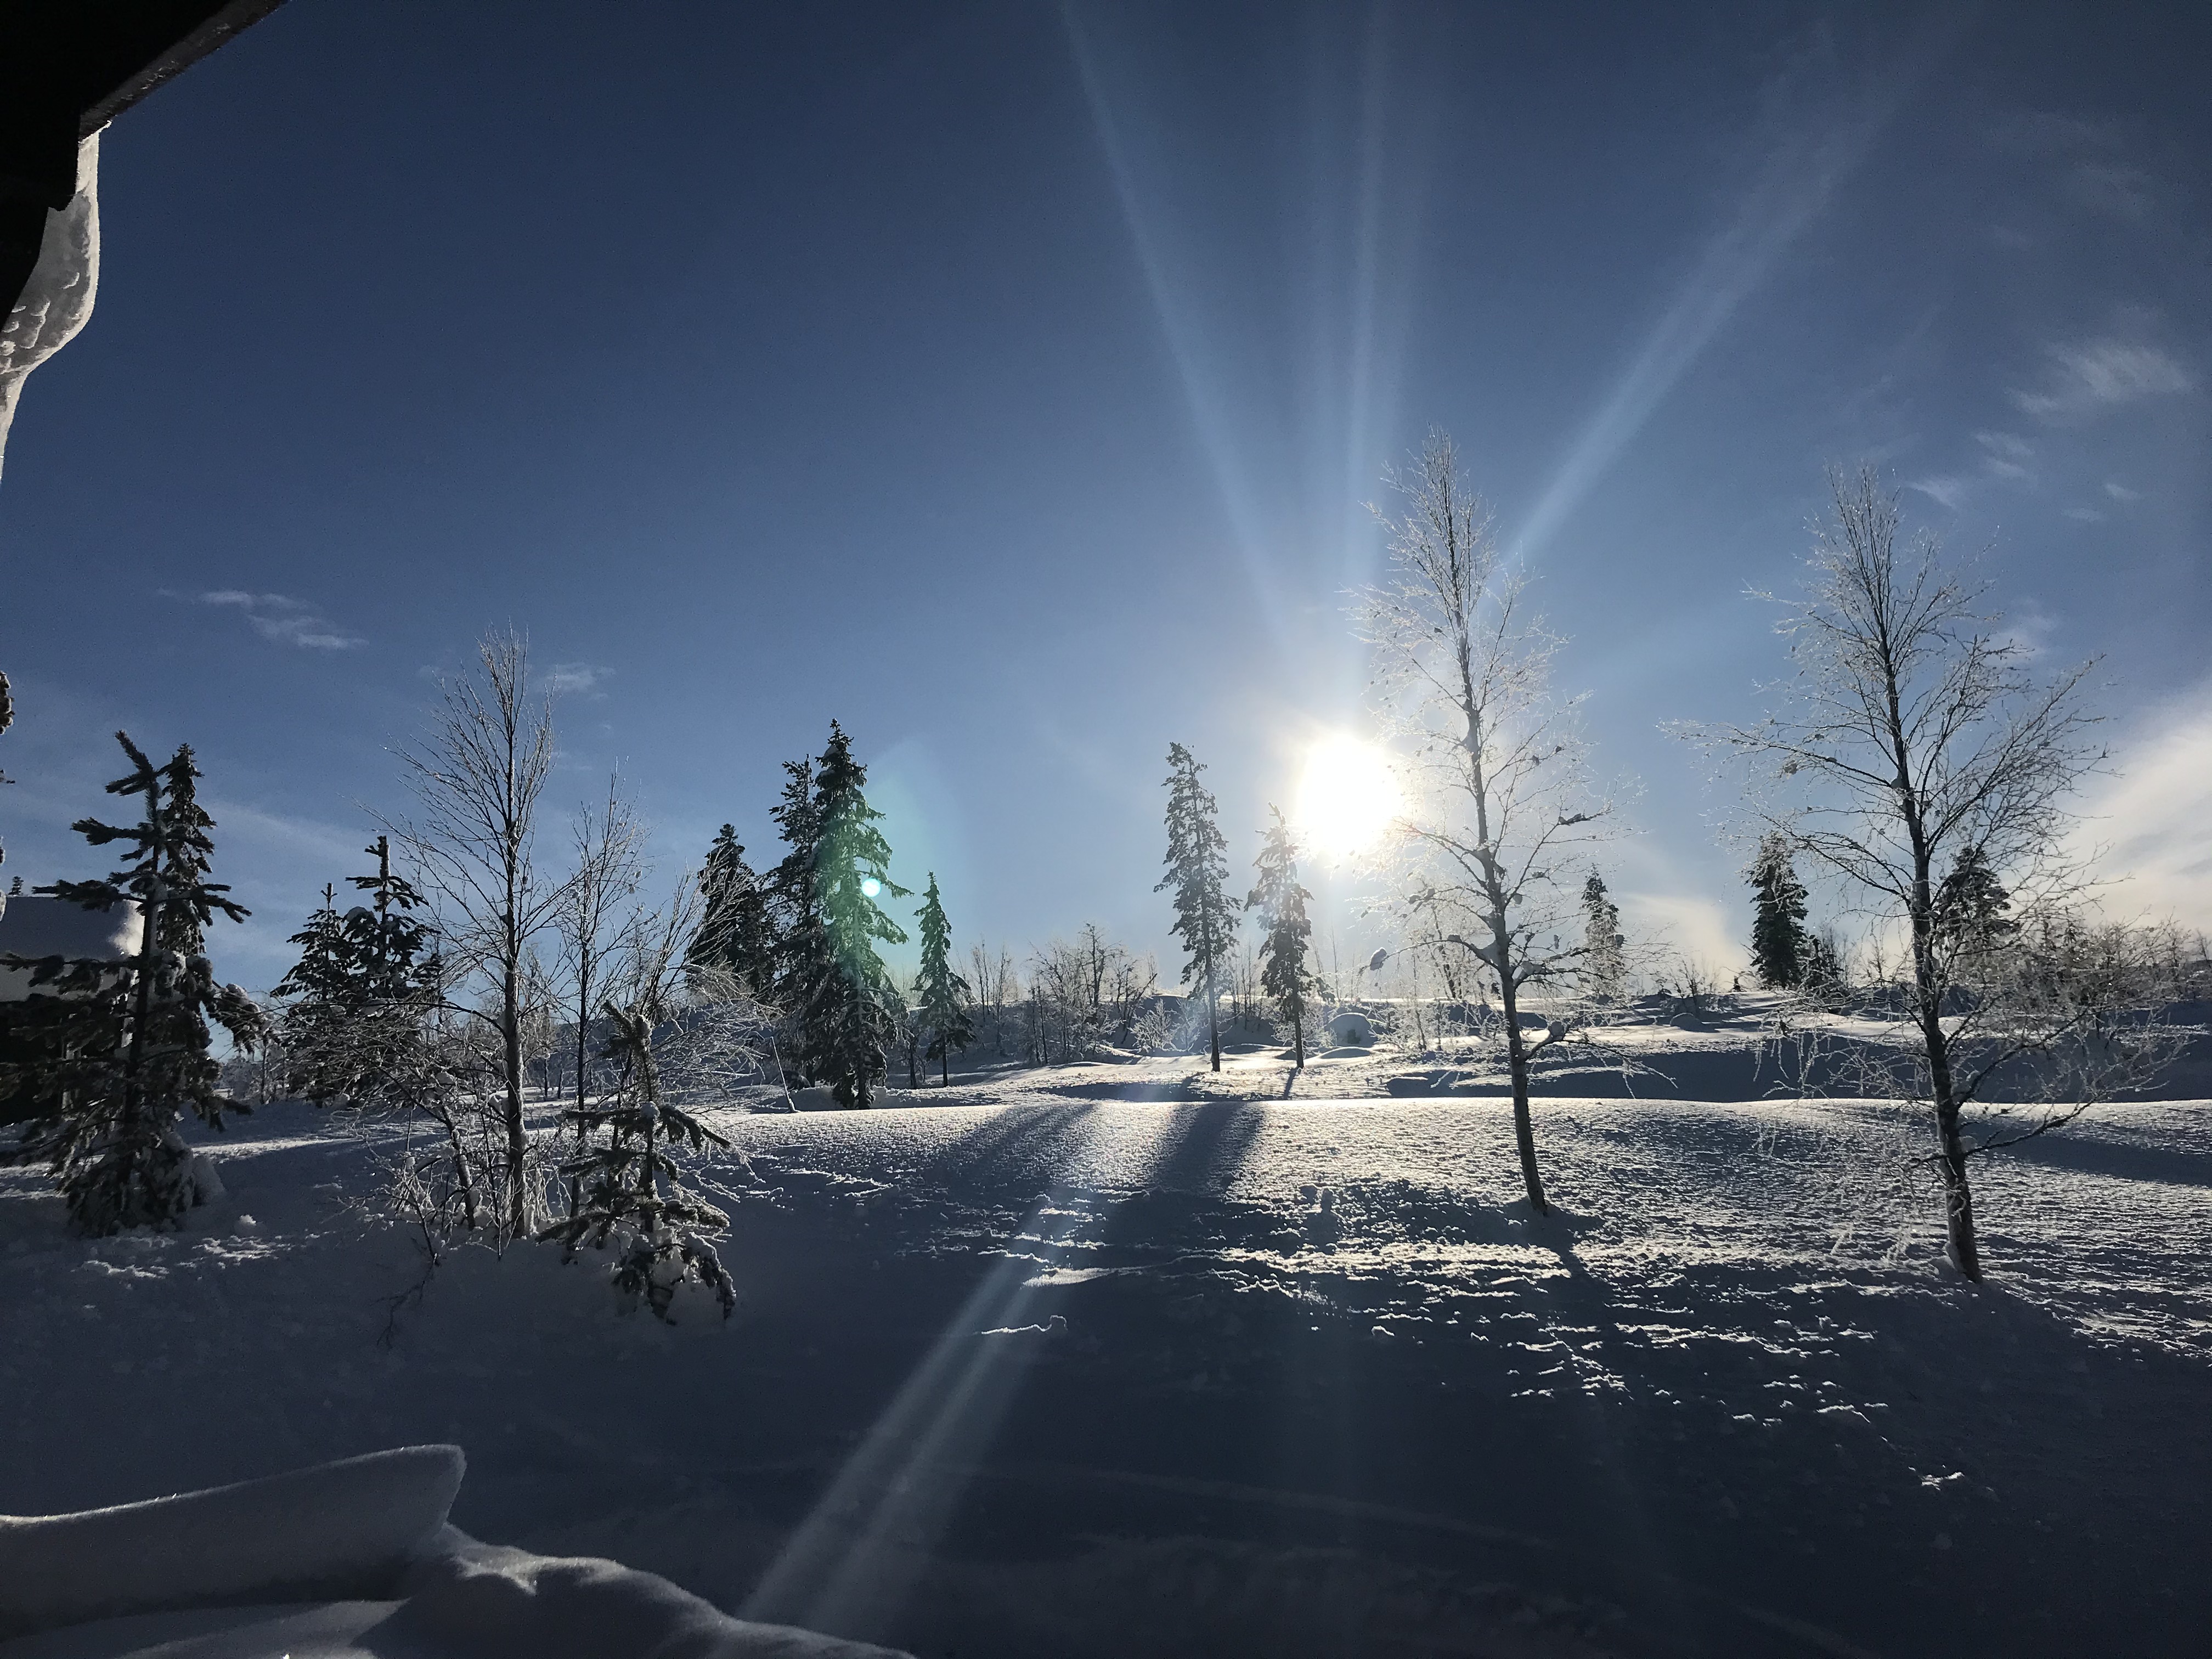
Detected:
[
  {"left": 1579, "top": 876, "right": 1626, "bottom": 1006},
  {"left": 272, "top": 884, "right": 346, "bottom": 1090},
  {"left": 539, "top": 1002, "right": 735, "bottom": 1321},
  {"left": 1248, "top": 808, "right": 1317, "bottom": 1069},
  {"left": 785, "top": 724, "right": 908, "bottom": 1107},
  {"left": 1747, "top": 832, "right": 1813, "bottom": 990},
  {"left": 273, "top": 837, "right": 443, "bottom": 1108},
  {"left": 764, "top": 756, "right": 824, "bottom": 1078},
  {"left": 271, "top": 837, "right": 477, "bottom": 1227},
  {"left": 1692, "top": 465, "right": 2187, "bottom": 1280},
  {"left": 384, "top": 632, "right": 563, "bottom": 1243},
  {"left": 1801, "top": 927, "right": 1846, "bottom": 1000},
  {"left": 2, "top": 734, "right": 263, "bottom": 1234},
  {"left": 1158, "top": 743, "right": 1237, "bottom": 1073},
  {"left": 914, "top": 872, "right": 974, "bottom": 1086},
  {"left": 1359, "top": 431, "right": 1616, "bottom": 1214},
  {"left": 687, "top": 824, "right": 775, "bottom": 999}
]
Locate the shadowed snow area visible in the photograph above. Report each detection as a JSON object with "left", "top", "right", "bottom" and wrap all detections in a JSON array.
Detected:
[{"left": 3, "top": 1076, "right": 2208, "bottom": 1657}]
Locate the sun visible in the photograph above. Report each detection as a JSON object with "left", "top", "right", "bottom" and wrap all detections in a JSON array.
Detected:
[{"left": 1293, "top": 734, "right": 1402, "bottom": 860}]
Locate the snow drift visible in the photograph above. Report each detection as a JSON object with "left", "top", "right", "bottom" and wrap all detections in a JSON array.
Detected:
[{"left": 0, "top": 1447, "right": 907, "bottom": 1659}]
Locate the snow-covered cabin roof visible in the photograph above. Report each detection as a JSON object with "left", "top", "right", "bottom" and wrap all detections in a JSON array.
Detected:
[{"left": 0, "top": 895, "right": 140, "bottom": 1002}]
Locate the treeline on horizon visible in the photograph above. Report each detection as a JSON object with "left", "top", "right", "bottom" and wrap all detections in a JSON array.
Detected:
[{"left": 1, "top": 442, "right": 2205, "bottom": 1291}]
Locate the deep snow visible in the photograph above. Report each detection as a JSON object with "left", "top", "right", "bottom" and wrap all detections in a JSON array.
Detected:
[{"left": 3, "top": 1036, "right": 2208, "bottom": 1657}]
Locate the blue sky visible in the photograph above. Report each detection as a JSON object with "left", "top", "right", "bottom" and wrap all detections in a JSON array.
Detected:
[{"left": 2, "top": 1, "right": 2207, "bottom": 993}]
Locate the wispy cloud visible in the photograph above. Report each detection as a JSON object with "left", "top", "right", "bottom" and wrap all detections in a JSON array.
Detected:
[
  {"left": 1993, "top": 602, "right": 2056, "bottom": 659},
  {"left": 2063, "top": 505, "right": 2104, "bottom": 522},
  {"left": 2012, "top": 337, "right": 2193, "bottom": 422},
  {"left": 2063, "top": 162, "right": 2152, "bottom": 221},
  {"left": 1908, "top": 432, "right": 2037, "bottom": 512},
  {"left": 2104, "top": 480, "right": 2141, "bottom": 502},
  {"left": 539, "top": 662, "right": 612, "bottom": 696},
  {"left": 196, "top": 590, "right": 365, "bottom": 651},
  {"left": 1986, "top": 110, "right": 2121, "bottom": 158},
  {"left": 1973, "top": 429, "right": 2034, "bottom": 480},
  {"left": 1905, "top": 475, "right": 1970, "bottom": 511}
]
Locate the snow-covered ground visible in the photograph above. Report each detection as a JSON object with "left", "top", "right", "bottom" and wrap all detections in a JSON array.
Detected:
[{"left": 4, "top": 1034, "right": 2209, "bottom": 1657}]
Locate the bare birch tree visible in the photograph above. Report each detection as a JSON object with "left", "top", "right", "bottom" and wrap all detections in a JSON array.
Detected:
[
  {"left": 1693, "top": 466, "right": 2197, "bottom": 1279},
  {"left": 385, "top": 631, "right": 564, "bottom": 1243},
  {"left": 1360, "top": 431, "right": 1616, "bottom": 1214},
  {"left": 555, "top": 774, "right": 644, "bottom": 1121}
]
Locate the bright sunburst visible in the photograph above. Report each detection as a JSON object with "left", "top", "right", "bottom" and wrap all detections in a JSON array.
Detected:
[{"left": 1293, "top": 734, "right": 1402, "bottom": 861}]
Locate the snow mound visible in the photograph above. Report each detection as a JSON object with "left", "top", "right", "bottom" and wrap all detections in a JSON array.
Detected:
[
  {"left": 0, "top": 1451, "right": 910, "bottom": 1659},
  {"left": 0, "top": 1446, "right": 463, "bottom": 1641},
  {"left": 385, "top": 1536, "right": 909, "bottom": 1659}
]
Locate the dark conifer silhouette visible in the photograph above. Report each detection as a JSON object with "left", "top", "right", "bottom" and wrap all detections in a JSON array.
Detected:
[
  {"left": 1580, "top": 875, "right": 1626, "bottom": 1003},
  {"left": 914, "top": 872, "right": 974, "bottom": 1085},
  {"left": 3, "top": 734, "right": 262, "bottom": 1233},
  {"left": 1747, "top": 832, "right": 1813, "bottom": 990},
  {"left": 689, "top": 825, "right": 774, "bottom": 997},
  {"left": 773, "top": 725, "right": 908, "bottom": 1105},
  {"left": 273, "top": 837, "right": 441, "bottom": 1108},
  {"left": 1158, "top": 743, "right": 1237, "bottom": 1072},
  {"left": 1247, "top": 808, "right": 1316, "bottom": 1068}
]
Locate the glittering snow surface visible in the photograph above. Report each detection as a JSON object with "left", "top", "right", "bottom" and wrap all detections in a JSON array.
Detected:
[{"left": 3, "top": 1027, "right": 2208, "bottom": 1657}]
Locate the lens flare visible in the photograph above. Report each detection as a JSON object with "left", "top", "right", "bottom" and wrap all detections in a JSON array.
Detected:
[
  {"left": 860, "top": 877, "right": 882, "bottom": 898},
  {"left": 1294, "top": 735, "right": 1401, "bottom": 860}
]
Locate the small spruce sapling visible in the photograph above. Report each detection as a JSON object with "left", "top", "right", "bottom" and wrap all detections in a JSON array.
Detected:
[
  {"left": 1247, "top": 808, "right": 1317, "bottom": 1068},
  {"left": 540, "top": 1002, "right": 736, "bottom": 1321},
  {"left": 2, "top": 734, "right": 263, "bottom": 1234},
  {"left": 915, "top": 872, "right": 974, "bottom": 1085}
]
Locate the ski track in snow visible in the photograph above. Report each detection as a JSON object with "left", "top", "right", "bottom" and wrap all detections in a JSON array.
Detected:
[{"left": 3, "top": 1059, "right": 2208, "bottom": 1658}]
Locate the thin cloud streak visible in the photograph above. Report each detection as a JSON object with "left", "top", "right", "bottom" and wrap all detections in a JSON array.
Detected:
[
  {"left": 2013, "top": 337, "right": 2193, "bottom": 422},
  {"left": 197, "top": 590, "right": 365, "bottom": 651},
  {"left": 539, "top": 663, "right": 613, "bottom": 695}
]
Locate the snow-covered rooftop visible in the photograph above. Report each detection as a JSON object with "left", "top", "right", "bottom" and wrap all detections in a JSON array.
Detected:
[{"left": 0, "top": 895, "right": 140, "bottom": 1001}]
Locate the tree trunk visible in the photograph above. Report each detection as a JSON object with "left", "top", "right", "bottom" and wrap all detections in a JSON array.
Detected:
[
  {"left": 1494, "top": 938, "right": 1548, "bottom": 1215},
  {"left": 1921, "top": 996, "right": 1982, "bottom": 1279},
  {"left": 568, "top": 956, "right": 592, "bottom": 1218},
  {"left": 438, "top": 1106, "right": 478, "bottom": 1233},
  {"left": 117, "top": 866, "right": 166, "bottom": 1164},
  {"left": 1291, "top": 1003, "right": 1305, "bottom": 1070},
  {"left": 501, "top": 954, "right": 527, "bottom": 1239},
  {"left": 1204, "top": 958, "right": 1222, "bottom": 1073}
]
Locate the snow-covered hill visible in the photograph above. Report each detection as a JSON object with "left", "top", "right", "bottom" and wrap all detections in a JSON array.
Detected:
[{"left": 3, "top": 1069, "right": 2208, "bottom": 1657}]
